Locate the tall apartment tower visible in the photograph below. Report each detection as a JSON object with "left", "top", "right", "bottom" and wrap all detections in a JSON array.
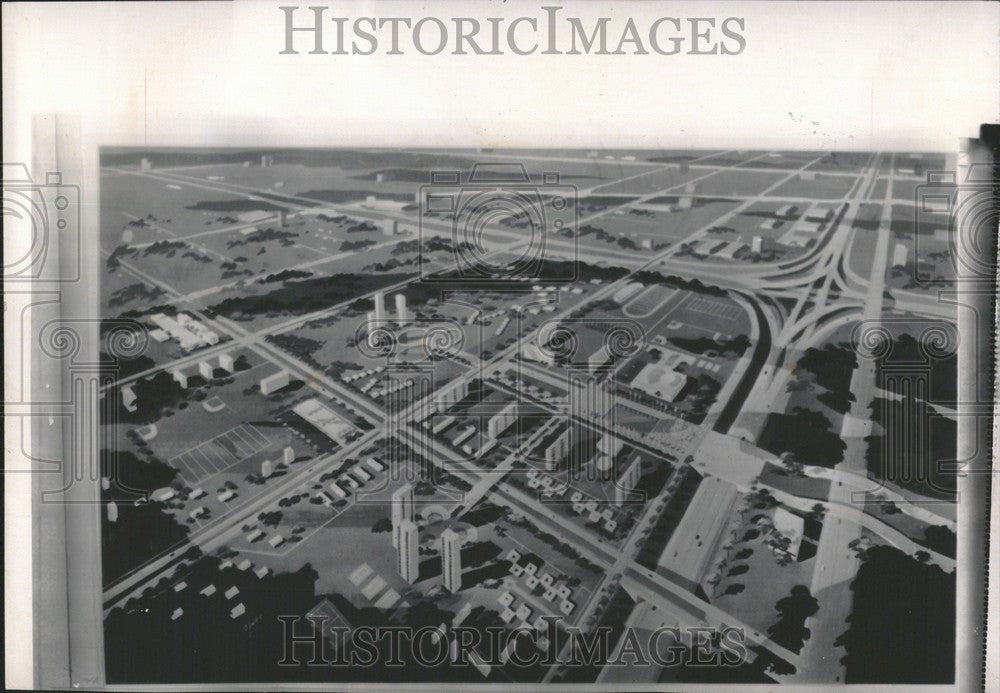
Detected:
[
  {"left": 440, "top": 528, "right": 463, "bottom": 593},
  {"left": 397, "top": 519, "right": 420, "bottom": 584},
  {"left": 391, "top": 483, "right": 415, "bottom": 548},
  {"left": 373, "top": 291, "right": 386, "bottom": 323},
  {"left": 395, "top": 293, "right": 409, "bottom": 325},
  {"left": 615, "top": 455, "right": 643, "bottom": 506},
  {"left": 487, "top": 402, "right": 517, "bottom": 439}
]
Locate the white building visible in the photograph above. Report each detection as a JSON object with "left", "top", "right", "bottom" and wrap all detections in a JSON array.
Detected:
[
  {"left": 713, "top": 242, "right": 746, "bottom": 260},
  {"left": 283, "top": 446, "right": 294, "bottom": 464},
  {"left": 544, "top": 429, "right": 570, "bottom": 471},
  {"left": 793, "top": 220, "right": 823, "bottom": 235},
  {"left": 397, "top": 519, "right": 420, "bottom": 584},
  {"left": 440, "top": 528, "right": 463, "bottom": 593},
  {"left": 598, "top": 434, "right": 623, "bottom": 460},
  {"left": 434, "top": 379, "right": 469, "bottom": 413},
  {"left": 892, "top": 243, "right": 909, "bottom": 268},
  {"left": 106, "top": 501, "right": 118, "bottom": 523},
  {"left": 772, "top": 507, "right": 805, "bottom": 558},
  {"left": 804, "top": 204, "right": 833, "bottom": 223},
  {"left": 151, "top": 488, "right": 176, "bottom": 502},
  {"left": 261, "top": 460, "right": 273, "bottom": 478},
  {"left": 615, "top": 455, "right": 643, "bottom": 506},
  {"left": 395, "top": 293, "right": 409, "bottom": 325},
  {"left": 629, "top": 363, "right": 687, "bottom": 402},
  {"left": 487, "top": 402, "right": 518, "bottom": 439},
  {"left": 121, "top": 385, "right": 138, "bottom": 413},
  {"left": 294, "top": 398, "right": 353, "bottom": 442},
  {"left": 391, "top": 483, "right": 415, "bottom": 548},
  {"left": 171, "top": 368, "right": 187, "bottom": 390},
  {"left": 260, "top": 370, "right": 290, "bottom": 395},
  {"left": 677, "top": 182, "right": 695, "bottom": 209},
  {"left": 219, "top": 352, "right": 235, "bottom": 373},
  {"left": 352, "top": 466, "right": 371, "bottom": 483},
  {"left": 147, "top": 313, "right": 214, "bottom": 352},
  {"left": 198, "top": 360, "right": 214, "bottom": 381},
  {"left": 373, "top": 291, "right": 386, "bottom": 323}
]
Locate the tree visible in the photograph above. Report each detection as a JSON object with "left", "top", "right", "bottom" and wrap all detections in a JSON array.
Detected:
[
  {"left": 780, "top": 452, "right": 804, "bottom": 477},
  {"left": 768, "top": 585, "right": 819, "bottom": 653},
  {"left": 707, "top": 570, "right": 724, "bottom": 597}
]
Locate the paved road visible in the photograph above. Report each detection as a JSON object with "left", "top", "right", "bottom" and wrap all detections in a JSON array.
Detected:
[{"left": 793, "top": 155, "right": 897, "bottom": 683}]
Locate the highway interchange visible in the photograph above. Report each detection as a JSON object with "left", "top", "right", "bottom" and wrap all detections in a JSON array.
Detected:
[{"left": 100, "top": 149, "right": 957, "bottom": 683}]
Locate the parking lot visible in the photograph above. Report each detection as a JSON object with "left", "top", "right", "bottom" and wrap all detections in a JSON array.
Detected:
[{"left": 169, "top": 423, "right": 270, "bottom": 485}]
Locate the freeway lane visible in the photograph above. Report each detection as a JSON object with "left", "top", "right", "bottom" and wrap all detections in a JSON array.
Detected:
[
  {"left": 713, "top": 292, "right": 772, "bottom": 435},
  {"left": 793, "top": 154, "right": 898, "bottom": 683}
]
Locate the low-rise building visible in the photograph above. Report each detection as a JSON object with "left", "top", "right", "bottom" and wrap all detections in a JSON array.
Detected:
[
  {"left": 219, "top": 352, "right": 235, "bottom": 373},
  {"left": 121, "top": 385, "right": 138, "bottom": 412},
  {"left": 171, "top": 369, "right": 188, "bottom": 389},
  {"left": 198, "top": 361, "right": 214, "bottom": 381},
  {"left": 260, "top": 370, "right": 290, "bottom": 395},
  {"left": 892, "top": 242, "right": 909, "bottom": 268}
]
